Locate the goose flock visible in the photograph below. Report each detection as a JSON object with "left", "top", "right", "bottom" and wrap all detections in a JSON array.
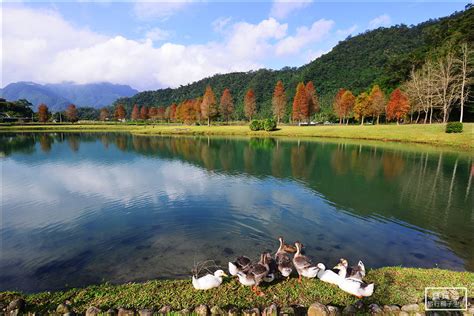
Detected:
[{"left": 192, "top": 237, "right": 374, "bottom": 298}]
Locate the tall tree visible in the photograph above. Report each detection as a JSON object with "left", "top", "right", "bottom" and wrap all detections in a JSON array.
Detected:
[
  {"left": 368, "top": 85, "right": 385, "bottom": 124},
  {"left": 333, "top": 88, "right": 347, "bottom": 124},
  {"left": 244, "top": 89, "right": 256, "bottom": 121},
  {"left": 305, "top": 81, "right": 320, "bottom": 122},
  {"left": 272, "top": 80, "right": 287, "bottom": 123},
  {"left": 340, "top": 90, "right": 355, "bottom": 125},
  {"left": 149, "top": 107, "right": 158, "bottom": 120},
  {"left": 140, "top": 106, "right": 149, "bottom": 120},
  {"left": 131, "top": 104, "right": 140, "bottom": 120},
  {"left": 201, "top": 85, "right": 218, "bottom": 126},
  {"left": 99, "top": 108, "right": 109, "bottom": 121},
  {"left": 170, "top": 103, "right": 177, "bottom": 122},
  {"left": 220, "top": 88, "right": 234, "bottom": 122},
  {"left": 38, "top": 104, "right": 49, "bottom": 123},
  {"left": 194, "top": 97, "right": 202, "bottom": 123},
  {"left": 457, "top": 43, "right": 471, "bottom": 122},
  {"left": 433, "top": 51, "right": 460, "bottom": 123},
  {"left": 115, "top": 104, "right": 126, "bottom": 121},
  {"left": 292, "top": 82, "right": 307, "bottom": 123},
  {"left": 386, "top": 88, "right": 410, "bottom": 124},
  {"left": 354, "top": 92, "right": 371, "bottom": 125},
  {"left": 65, "top": 104, "right": 78, "bottom": 123}
]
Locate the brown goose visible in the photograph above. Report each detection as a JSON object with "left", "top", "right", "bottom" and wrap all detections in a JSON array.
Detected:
[
  {"left": 292, "top": 241, "right": 318, "bottom": 282},
  {"left": 235, "top": 252, "right": 270, "bottom": 296}
]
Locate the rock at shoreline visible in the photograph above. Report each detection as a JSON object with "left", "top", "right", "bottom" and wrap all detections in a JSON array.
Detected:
[
  {"left": 262, "top": 303, "right": 278, "bottom": 316},
  {"left": 118, "top": 307, "right": 135, "bottom": 316},
  {"left": 86, "top": 306, "right": 101, "bottom": 316},
  {"left": 243, "top": 307, "right": 260, "bottom": 316},
  {"left": 326, "top": 306, "right": 340, "bottom": 316},
  {"left": 7, "top": 299, "right": 26, "bottom": 313},
  {"left": 342, "top": 305, "right": 356, "bottom": 316},
  {"left": 211, "top": 306, "right": 225, "bottom": 315},
  {"left": 178, "top": 308, "right": 191, "bottom": 315},
  {"left": 228, "top": 307, "right": 239, "bottom": 316},
  {"left": 57, "top": 303, "right": 71, "bottom": 314},
  {"left": 279, "top": 306, "right": 295, "bottom": 315},
  {"left": 138, "top": 308, "right": 154, "bottom": 316},
  {"left": 194, "top": 304, "right": 210, "bottom": 316},
  {"left": 308, "top": 302, "right": 329, "bottom": 316},
  {"left": 159, "top": 305, "right": 172, "bottom": 314},
  {"left": 401, "top": 304, "right": 420, "bottom": 312},
  {"left": 368, "top": 304, "right": 383, "bottom": 315},
  {"left": 106, "top": 308, "right": 118, "bottom": 316}
]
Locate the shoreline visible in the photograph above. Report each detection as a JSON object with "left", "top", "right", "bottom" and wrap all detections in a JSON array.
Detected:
[
  {"left": 0, "top": 123, "right": 472, "bottom": 151},
  {"left": 1, "top": 267, "right": 473, "bottom": 314}
]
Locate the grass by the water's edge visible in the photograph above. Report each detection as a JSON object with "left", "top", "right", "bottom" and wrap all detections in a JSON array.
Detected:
[
  {"left": 0, "top": 123, "right": 472, "bottom": 150},
  {"left": 1, "top": 268, "right": 473, "bottom": 313}
]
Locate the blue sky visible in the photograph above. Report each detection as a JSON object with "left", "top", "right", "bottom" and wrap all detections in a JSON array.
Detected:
[{"left": 2, "top": 1, "right": 468, "bottom": 90}]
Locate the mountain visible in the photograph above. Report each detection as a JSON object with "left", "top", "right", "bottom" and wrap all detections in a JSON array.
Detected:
[
  {"left": 1, "top": 82, "right": 138, "bottom": 111},
  {"left": 114, "top": 6, "right": 473, "bottom": 120}
]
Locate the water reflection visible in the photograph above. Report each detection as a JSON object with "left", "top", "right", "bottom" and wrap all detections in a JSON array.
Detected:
[{"left": 0, "top": 133, "right": 472, "bottom": 292}]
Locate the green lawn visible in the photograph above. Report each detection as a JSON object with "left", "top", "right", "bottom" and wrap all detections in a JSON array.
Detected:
[
  {"left": 1, "top": 267, "right": 472, "bottom": 313},
  {"left": 0, "top": 123, "right": 472, "bottom": 150}
]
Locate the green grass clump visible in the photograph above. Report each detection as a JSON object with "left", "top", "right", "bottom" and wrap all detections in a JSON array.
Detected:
[
  {"left": 445, "top": 122, "right": 463, "bottom": 133},
  {"left": 1, "top": 267, "right": 473, "bottom": 314}
]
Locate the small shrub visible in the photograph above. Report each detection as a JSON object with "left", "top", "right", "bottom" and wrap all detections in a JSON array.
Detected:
[
  {"left": 445, "top": 122, "right": 463, "bottom": 133},
  {"left": 263, "top": 118, "right": 277, "bottom": 131},
  {"left": 249, "top": 120, "right": 263, "bottom": 131}
]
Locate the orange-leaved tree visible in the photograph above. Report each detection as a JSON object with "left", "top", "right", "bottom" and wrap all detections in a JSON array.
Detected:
[
  {"left": 244, "top": 89, "right": 256, "bottom": 121},
  {"left": 220, "top": 88, "right": 234, "bottom": 122},
  {"left": 272, "top": 80, "right": 286, "bottom": 123},
  {"left": 114, "top": 104, "right": 126, "bottom": 121},
  {"left": 140, "top": 106, "right": 149, "bottom": 120},
  {"left": 292, "top": 82, "right": 307, "bottom": 123},
  {"left": 38, "top": 104, "right": 49, "bottom": 123},
  {"left": 353, "top": 92, "right": 371, "bottom": 125},
  {"left": 386, "top": 88, "right": 410, "bottom": 124},
  {"left": 340, "top": 90, "right": 355, "bottom": 125},
  {"left": 65, "top": 104, "right": 78, "bottom": 123},
  {"left": 369, "top": 85, "right": 385, "bottom": 124},
  {"left": 201, "top": 85, "right": 218, "bottom": 126},
  {"left": 305, "top": 81, "right": 320, "bottom": 122},
  {"left": 131, "top": 104, "right": 140, "bottom": 120},
  {"left": 333, "top": 88, "right": 347, "bottom": 124}
]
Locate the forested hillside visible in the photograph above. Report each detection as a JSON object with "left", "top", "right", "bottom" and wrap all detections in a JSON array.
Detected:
[{"left": 114, "top": 6, "right": 473, "bottom": 121}]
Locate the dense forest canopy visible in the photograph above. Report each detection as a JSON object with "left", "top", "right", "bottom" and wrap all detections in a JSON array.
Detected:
[{"left": 112, "top": 6, "right": 473, "bottom": 122}]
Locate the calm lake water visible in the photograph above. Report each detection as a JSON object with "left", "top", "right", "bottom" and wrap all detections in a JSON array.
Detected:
[{"left": 0, "top": 133, "right": 472, "bottom": 292}]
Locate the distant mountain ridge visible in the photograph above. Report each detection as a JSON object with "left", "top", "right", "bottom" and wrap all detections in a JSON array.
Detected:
[{"left": 0, "top": 82, "right": 138, "bottom": 111}]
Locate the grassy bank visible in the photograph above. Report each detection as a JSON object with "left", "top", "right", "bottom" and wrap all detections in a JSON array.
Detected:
[
  {"left": 1, "top": 268, "right": 473, "bottom": 313},
  {"left": 0, "top": 123, "right": 472, "bottom": 150}
]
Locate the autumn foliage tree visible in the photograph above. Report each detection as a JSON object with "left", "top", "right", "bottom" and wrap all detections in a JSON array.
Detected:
[
  {"left": 368, "top": 85, "right": 386, "bottom": 124},
  {"left": 340, "top": 90, "right": 355, "bottom": 124},
  {"left": 65, "top": 104, "right": 78, "bottom": 123},
  {"left": 305, "top": 81, "right": 320, "bottom": 121},
  {"left": 169, "top": 103, "right": 177, "bottom": 122},
  {"left": 333, "top": 88, "right": 347, "bottom": 124},
  {"left": 131, "top": 104, "right": 140, "bottom": 120},
  {"left": 219, "top": 88, "right": 234, "bottom": 122},
  {"left": 386, "top": 88, "right": 410, "bottom": 124},
  {"left": 201, "top": 85, "right": 218, "bottom": 126},
  {"left": 38, "top": 104, "right": 49, "bottom": 123},
  {"left": 99, "top": 108, "right": 109, "bottom": 121},
  {"left": 272, "top": 80, "right": 286, "bottom": 123},
  {"left": 244, "top": 89, "right": 256, "bottom": 121},
  {"left": 140, "top": 106, "right": 149, "bottom": 120},
  {"left": 292, "top": 82, "right": 307, "bottom": 123},
  {"left": 353, "top": 92, "right": 371, "bottom": 125},
  {"left": 115, "top": 104, "right": 126, "bottom": 121}
]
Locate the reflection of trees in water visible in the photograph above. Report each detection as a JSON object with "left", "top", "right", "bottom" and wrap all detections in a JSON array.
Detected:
[
  {"left": 66, "top": 135, "right": 80, "bottom": 152},
  {"left": 382, "top": 151, "right": 405, "bottom": 179},
  {"left": 39, "top": 134, "right": 53, "bottom": 153},
  {"left": 0, "top": 133, "right": 36, "bottom": 156}
]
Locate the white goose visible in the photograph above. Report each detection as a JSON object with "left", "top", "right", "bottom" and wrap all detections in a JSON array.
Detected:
[{"left": 192, "top": 270, "right": 228, "bottom": 290}]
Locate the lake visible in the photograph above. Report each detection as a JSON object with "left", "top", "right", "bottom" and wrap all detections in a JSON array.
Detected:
[{"left": 0, "top": 132, "right": 472, "bottom": 292}]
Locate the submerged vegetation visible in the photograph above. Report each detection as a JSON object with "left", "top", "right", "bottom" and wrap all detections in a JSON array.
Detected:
[{"left": 1, "top": 268, "right": 473, "bottom": 313}]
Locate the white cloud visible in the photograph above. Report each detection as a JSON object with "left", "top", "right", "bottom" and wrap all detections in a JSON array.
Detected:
[
  {"left": 275, "top": 19, "right": 334, "bottom": 56},
  {"left": 336, "top": 24, "right": 358, "bottom": 37},
  {"left": 369, "top": 14, "right": 391, "bottom": 29},
  {"left": 133, "top": 0, "right": 194, "bottom": 21},
  {"left": 2, "top": 6, "right": 346, "bottom": 91},
  {"left": 270, "top": 0, "right": 313, "bottom": 20},
  {"left": 145, "top": 27, "right": 171, "bottom": 41}
]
